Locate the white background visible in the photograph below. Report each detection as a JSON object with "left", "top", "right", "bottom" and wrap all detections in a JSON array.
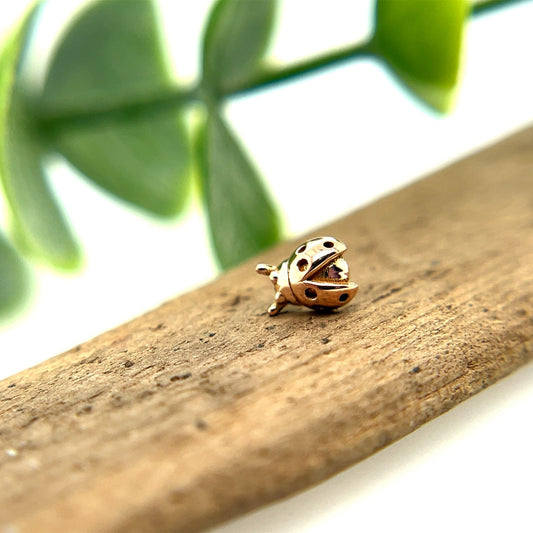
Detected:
[{"left": 1, "top": 1, "right": 533, "bottom": 532}]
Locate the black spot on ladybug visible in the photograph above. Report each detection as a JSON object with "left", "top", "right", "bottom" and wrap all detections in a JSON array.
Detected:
[
  {"left": 339, "top": 293, "right": 349, "bottom": 302},
  {"left": 305, "top": 288, "right": 318, "bottom": 300},
  {"left": 297, "top": 259, "right": 308, "bottom": 271}
]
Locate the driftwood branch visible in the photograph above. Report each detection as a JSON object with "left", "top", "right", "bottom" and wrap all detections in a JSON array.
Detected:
[{"left": 1, "top": 127, "right": 532, "bottom": 532}]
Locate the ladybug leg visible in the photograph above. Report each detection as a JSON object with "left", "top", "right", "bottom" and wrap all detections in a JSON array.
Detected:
[
  {"left": 256, "top": 264, "right": 276, "bottom": 276},
  {"left": 268, "top": 291, "right": 287, "bottom": 316}
]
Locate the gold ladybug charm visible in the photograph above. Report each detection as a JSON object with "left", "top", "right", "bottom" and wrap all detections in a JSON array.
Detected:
[{"left": 256, "top": 236, "right": 359, "bottom": 316}]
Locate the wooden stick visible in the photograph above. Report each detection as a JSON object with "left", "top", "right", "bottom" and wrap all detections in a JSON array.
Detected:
[{"left": 1, "top": 127, "right": 532, "bottom": 533}]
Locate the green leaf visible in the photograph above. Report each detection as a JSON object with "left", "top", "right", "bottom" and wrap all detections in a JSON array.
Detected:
[
  {"left": 202, "top": 0, "right": 277, "bottom": 94},
  {"left": 0, "top": 5, "right": 82, "bottom": 270},
  {"left": 41, "top": 0, "right": 169, "bottom": 111},
  {"left": 41, "top": 0, "right": 191, "bottom": 217},
  {"left": 0, "top": 229, "right": 30, "bottom": 319},
  {"left": 51, "top": 110, "right": 191, "bottom": 217},
  {"left": 197, "top": 110, "right": 280, "bottom": 269},
  {"left": 374, "top": 0, "right": 468, "bottom": 112}
]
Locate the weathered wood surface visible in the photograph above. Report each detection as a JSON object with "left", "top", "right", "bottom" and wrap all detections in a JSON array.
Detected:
[{"left": 1, "top": 127, "right": 533, "bottom": 533}]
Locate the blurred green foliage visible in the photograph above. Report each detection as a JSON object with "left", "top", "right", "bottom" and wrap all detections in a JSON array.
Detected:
[
  {"left": 202, "top": 0, "right": 276, "bottom": 94},
  {"left": 375, "top": 0, "right": 468, "bottom": 112},
  {"left": 0, "top": 0, "right": 510, "bottom": 318},
  {"left": 41, "top": 0, "right": 191, "bottom": 218},
  {"left": 197, "top": 109, "right": 280, "bottom": 269}
]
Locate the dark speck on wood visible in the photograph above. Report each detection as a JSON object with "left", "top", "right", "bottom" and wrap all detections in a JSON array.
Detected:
[
  {"left": 229, "top": 295, "right": 241, "bottom": 306},
  {"left": 170, "top": 373, "right": 192, "bottom": 382},
  {"left": 196, "top": 419, "right": 207, "bottom": 430}
]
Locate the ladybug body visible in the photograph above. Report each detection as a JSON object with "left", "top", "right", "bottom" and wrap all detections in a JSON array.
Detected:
[{"left": 256, "top": 237, "right": 359, "bottom": 316}]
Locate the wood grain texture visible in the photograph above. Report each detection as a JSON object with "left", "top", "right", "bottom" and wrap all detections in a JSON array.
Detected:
[{"left": 1, "top": 127, "right": 533, "bottom": 533}]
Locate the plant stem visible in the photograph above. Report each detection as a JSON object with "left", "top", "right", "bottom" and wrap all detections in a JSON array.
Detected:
[
  {"left": 37, "top": 0, "right": 527, "bottom": 128},
  {"left": 225, "top": 40, "right": 374, "bottom": 98},
  {"left": 471, "top": 0, "right": 529, "bottom": 15},
  {"left": 38, "top": 87, "right": 199, "bottom": 130},
  {"left": 38, "top": 41, "right": 374, "bottom": 129}
]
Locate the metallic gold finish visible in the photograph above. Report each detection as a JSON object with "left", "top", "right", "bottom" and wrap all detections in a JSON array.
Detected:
[{"left": 256, "top": 236, "right": 359, "bottom": 316}]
